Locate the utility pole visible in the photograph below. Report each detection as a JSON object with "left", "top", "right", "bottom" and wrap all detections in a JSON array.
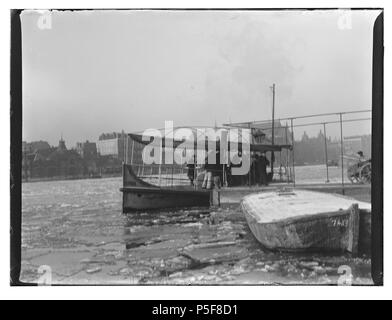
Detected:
[{"left": 270, "top": 84, "right": 276, "bottom": 178}]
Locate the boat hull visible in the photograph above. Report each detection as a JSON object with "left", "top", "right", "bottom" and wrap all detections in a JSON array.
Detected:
[
  {"left": 242, "top": 204, "right": 360, "bottom": 253},
  {"left": 121, "top": 163, "right": 212, "bottom": 212},
  {"left": 240, "top": 190, "right": 372, "bottom": 254},
  {"left": 121, "top": 186, "right": 211, "bottom": 212}
]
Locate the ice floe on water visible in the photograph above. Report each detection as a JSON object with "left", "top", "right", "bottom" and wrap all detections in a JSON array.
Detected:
[{"left": 21, "top": 177, "right": 373, "bottom": 285}]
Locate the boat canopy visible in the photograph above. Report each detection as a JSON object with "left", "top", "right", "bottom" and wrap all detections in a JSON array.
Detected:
[{"left": 128, "top": 133, "right": 292, "bottom": 153}]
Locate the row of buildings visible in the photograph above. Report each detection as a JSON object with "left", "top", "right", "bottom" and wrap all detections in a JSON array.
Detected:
[
  {"left": 22, "top": 132, "right": 131, "bottom": 181},
  {"left": 22, "top": 127, "right": 372, "bottom": 182}
]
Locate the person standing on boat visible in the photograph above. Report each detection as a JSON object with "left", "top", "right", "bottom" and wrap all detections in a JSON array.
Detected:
[
  {"left": 186, "top": 155, "right": 196, "bottom": 186},
  {"left": 202, "top": 150, "right": 222, "bottom": 190},
  {"left": 252, "top": 153, "right": 260, "bottom": 185},
  {"left": 259, "top": 152, "right": 270, "bottom": 186},
  {"left": 202, "top": 151, "right": 214, "bottom": 189},
  {"left": 357, "top": 151, "right": 366, "bottom": 164},
  {"left": 229, "top": 151, "right": 243, "bottom": 186},
  {"left": 213, "top": 149, "right": 222, "bottom": 189}
]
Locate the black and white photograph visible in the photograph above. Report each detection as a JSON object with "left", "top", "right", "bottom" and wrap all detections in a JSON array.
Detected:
[{"left": 9, "top": 7, "right": 383, "bottom": 291}]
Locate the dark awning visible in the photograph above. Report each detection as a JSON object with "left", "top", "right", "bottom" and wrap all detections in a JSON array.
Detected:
[{"left": 128, "top": 133, "right": 292, "bottom": 152}]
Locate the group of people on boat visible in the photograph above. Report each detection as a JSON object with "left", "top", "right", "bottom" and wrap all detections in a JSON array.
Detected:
[{"left": 186, "top": 151, "right": 271, "bottom": 190}]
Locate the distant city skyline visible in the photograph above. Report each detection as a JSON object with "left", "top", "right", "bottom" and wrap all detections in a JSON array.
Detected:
[
  {"left": 23, "top": 129, "right": 372, "bottom": 149},
  {"left": 21, "top": 10, "right": 378, "bottom": 146}
]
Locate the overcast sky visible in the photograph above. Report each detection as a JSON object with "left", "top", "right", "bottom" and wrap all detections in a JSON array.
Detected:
[{"left": 21, "top": 9, "right": 380, "bottom": 147}]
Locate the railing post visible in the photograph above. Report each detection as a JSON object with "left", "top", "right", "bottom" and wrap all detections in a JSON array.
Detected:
[
  {"left": 171, "top": 165, "right": 174, "bottom": 187},
  {"left": 141, "top": 149, "right": 145, "bottom": 178},
  {"left": 290, "top": 118, "right": 296, "bottom": 186},
  {"left": 158, "top": 147, "right": 163, "bottom": 186},
  {"left": 125, "top": 134, "right": 129, "bottom": 164},
  {"left": 323, "top": 123, "right": 329, "bottom": 183},
  {"left": 339, "top": 113, "right": 345, "bottom": 195},
  {"left": 130, "top": 139, "right": 134, "bottom": 165},
  {"left": 285, "top": 124, "right": 289, "bottom": 182},
  {"left": 248, "top": 123, "right": 252, "bottom": 187}
]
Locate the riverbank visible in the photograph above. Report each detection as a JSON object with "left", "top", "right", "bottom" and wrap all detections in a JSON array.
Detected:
[{"left": 22, "top": 173, "right": 121, "bottom": 184}]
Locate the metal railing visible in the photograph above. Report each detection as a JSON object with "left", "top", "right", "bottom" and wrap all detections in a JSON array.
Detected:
[{"left": 225, "top": 110, "right": 372, "bottom": 193}]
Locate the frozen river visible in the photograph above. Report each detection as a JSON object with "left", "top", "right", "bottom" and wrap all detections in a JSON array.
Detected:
[{"left": 20, "top": 166, "right": 372, "bottom": 285}]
